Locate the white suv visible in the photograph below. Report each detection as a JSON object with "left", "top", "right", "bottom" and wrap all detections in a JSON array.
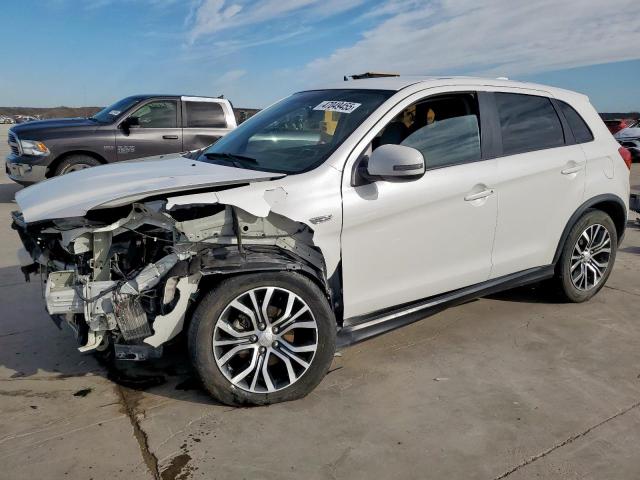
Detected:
[{"left": 13, "top": 77, "right": 631, "bottom": 405}]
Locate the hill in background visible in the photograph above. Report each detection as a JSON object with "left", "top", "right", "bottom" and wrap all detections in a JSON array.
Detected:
[
  {"left": 600, "top": 112, "right": 639, "bottom": 120},
  {"left": 0, "top": 106, "right": 101, "bottom": 119}
]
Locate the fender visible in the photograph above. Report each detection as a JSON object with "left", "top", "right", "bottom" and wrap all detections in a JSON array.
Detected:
[
  {"left": 552, "top": 193, "right": 627, "bottom": 265},
  {"left": 198, "top": 245, "right": 330, "bottom": 296}
]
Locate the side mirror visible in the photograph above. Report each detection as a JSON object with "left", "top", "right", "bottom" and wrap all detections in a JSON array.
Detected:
[
  {"left": 120, "top": 116, "right": 139, "bottom": 135},
  {"left": 365, "top": 144, "right": 425, "bottom": 181}
]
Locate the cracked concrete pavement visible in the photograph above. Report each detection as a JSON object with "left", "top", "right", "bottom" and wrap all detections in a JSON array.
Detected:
[{"left": 1, "top": 124, "right": 639, "bottom": 479}]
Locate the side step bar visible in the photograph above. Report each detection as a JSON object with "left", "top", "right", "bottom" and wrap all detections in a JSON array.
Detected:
[{"left": 337, "top": 265, "right": 555, "bottom": 348}]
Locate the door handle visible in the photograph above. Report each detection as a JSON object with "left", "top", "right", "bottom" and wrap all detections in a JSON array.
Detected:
[
  {"left": 561, "top": 162, "right": 585, "bottom": 175},
  {"left": 464, "top": 189, "right": 494, "bottom": 202},
  {"left": 162, "top": 135, "right": 179, "bottom": 140}
]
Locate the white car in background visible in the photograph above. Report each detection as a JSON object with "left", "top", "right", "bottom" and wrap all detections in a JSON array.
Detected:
[
  {"left": 615, "top": 123, "right": 640, "bottom": 162},
  {"left": 12, "top": 76, "right": 631, "bottom": 406}
]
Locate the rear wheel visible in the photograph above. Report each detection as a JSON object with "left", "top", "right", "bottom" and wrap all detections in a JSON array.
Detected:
[
  {"left": 555, "top": 209, "right": 617, "bottom": 302},
  {"left": 188, "top": 272, "right": 336, "bottom": 406},
  {"left": 54, "top": 155, "right": 101, "bottom": 176}
]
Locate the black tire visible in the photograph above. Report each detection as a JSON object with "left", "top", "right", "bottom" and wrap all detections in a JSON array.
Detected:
[
  {"left": 554, "top": 209, "right": 617, "bottom": 302},
  {"left": 54, "top": 155, "right": 102, "bottom": 176},
  {"left": 188, "top": 272, "right": 336, "bottom": 406}
]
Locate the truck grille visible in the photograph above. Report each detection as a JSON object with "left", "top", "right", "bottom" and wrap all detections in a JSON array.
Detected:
[{"left": 8, "top": 132, "right": 20, "bottom": 156}]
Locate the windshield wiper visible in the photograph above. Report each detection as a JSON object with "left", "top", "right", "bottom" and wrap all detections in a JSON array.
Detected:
[{"left": 204, "top": 152, "right": 260, "bottom": 167}]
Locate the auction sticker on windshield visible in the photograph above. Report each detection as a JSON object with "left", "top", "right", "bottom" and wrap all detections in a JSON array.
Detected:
[
  {"left": 313, "top": 101, "right": 361, "bottom": 114},
  {"left": 108, "top": 110, "right": 121, "bottom": 116}
]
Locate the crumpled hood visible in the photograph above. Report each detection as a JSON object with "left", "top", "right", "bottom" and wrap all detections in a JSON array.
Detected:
[{"left": 15, "top": 153, "right": 284, "bottom": 223}]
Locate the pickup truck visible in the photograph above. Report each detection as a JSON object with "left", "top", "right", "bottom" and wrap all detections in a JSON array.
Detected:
[{"left": 6, "top": 95, "right": 237, "bottom": 185}]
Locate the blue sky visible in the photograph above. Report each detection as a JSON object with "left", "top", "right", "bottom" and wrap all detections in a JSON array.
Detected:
[{"left": 1, "top": 0, "right": 639, "bottom": 111}]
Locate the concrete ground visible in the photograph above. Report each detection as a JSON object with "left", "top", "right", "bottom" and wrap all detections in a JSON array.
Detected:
[{"left": 0, "top": 122, "right": 639, "bottom": 480}]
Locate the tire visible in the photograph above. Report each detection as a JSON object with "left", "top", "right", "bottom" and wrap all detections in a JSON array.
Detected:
[
  {"left": 188, "top": 272, "right": 336, "bottom": 406},
  {"left": 54, "top": 155, "right": 102, "bottom": 176},
  {"left": 554, "top": 209, "right": 617, "bottom": 302}
]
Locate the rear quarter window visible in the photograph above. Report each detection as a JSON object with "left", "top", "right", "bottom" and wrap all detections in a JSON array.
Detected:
[
  {"left": 185, "top": 101, "right": 227, "bottom": 128},
  {"left": 495, "top": 93, "right": 565, "bottom": 155},
  {"left": 558, "top": 101, "right": 594, "bottom": 144}
]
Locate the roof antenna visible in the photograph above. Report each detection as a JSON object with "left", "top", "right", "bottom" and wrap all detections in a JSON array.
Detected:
[{"left": 344, "top": 75, "right": 348, "bottom": 81}]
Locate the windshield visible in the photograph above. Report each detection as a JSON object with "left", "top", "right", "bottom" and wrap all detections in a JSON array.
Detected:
[
  {"left": 91, "top": 96, "right": 144, "bottom": 123},
  {"left": 199, "top": 89, "right": 393, "bottom": 173}
]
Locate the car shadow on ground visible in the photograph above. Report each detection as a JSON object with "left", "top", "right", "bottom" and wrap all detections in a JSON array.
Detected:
[
  {"left": 485, "top": 282, "right": 564, "bottom": 304},
  {"left": 0, "top": 182, "right": 21, "bottom": 204}
]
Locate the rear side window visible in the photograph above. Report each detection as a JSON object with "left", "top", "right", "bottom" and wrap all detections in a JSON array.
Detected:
[
  {"left": 558, "top": 101, "right": 594, "bottom": 143},
  {"left": 185, "top": 101, "right": 226, "bottom": 128},
  {"left": 495, "top": 93, "right": 564, "bottom": 155}
]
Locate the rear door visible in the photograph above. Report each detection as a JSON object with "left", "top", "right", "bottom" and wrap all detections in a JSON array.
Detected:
[
  {"left": 115, "top": 98, "right": 182, "bottom": 161},
  {"left": 488, "top": 91, "right": 587, "bottom": 278},
  {"left": 181, "top": 98, "right": 234, "bottom": 151}
]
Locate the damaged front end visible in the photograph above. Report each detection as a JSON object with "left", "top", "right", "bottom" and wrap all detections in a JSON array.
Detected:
[{"left": 12, "top": 195, "right": 327, "bottom": 360}]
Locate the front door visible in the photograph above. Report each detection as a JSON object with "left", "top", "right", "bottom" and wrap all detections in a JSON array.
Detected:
[
  {"left": 115, "top": 99, "right": 183, "bottom": 161},
  {"left": 341, "top": 91, "right": 499, "bottom": 319}
]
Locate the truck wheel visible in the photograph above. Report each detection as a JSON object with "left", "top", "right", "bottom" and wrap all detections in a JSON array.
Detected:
[
  {"left": 555, "top": 209, "right": 617, "bottom": 303},
  {"left": 55, "top": 155, "right": 102, "bottom": 176},
  {"left": 188, "top": 272, "right": 336, "bottom": 406}
]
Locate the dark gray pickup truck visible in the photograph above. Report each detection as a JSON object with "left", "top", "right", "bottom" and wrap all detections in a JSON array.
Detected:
[{"left": 6, "top": 94, "right": 237, "bottom": 185}]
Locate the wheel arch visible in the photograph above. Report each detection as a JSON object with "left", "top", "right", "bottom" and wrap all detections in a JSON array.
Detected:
[
  {"left": 552, "top": 194, "right": 627, "bottom": 265},
  {"left": 46, "top": 150, "right": 107, "bottom": 178},
  {"left": 183, "top": 246, "right": 335, "bottom": 330}
]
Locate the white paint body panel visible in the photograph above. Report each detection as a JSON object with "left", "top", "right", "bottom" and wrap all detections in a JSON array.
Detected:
[
  {"left": 342, "top": 161, "right": 498, "bottom": 318},
  {"left": 490, "top": 144, "right": 586, "bottom": 277},
  {"left": 15, "top": 154, "right": 281, "bottom": 223}
]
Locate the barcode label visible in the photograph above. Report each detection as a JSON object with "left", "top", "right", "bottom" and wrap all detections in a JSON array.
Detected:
[{"left": 313, "top": 101, "right": 361, "bottom": 114}]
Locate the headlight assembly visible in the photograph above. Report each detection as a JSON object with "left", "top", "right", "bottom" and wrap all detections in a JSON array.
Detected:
[{"left": 20, "top": 139, "right": 50, "bottom": 156}]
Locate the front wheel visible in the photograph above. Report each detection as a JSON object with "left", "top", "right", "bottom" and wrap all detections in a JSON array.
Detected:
[
  {"left": 188, "top": 272, "right": 336, "bottom": 406},
  {"left": 555, "top": 209, "right": 618, "bottom": 302},
  {"left": 55, "top": 155, "right": 102, "bottom": 176}
]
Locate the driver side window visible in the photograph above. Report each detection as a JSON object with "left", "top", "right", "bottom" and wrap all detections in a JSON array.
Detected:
[
  {"left": 374, "top": 93, "right": 481, "bottom": 170},
  {"left": 130, "top": 100, "right": 178, "bottom": 128}
]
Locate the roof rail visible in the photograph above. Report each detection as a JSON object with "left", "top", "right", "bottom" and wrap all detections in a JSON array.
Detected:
[{"left": 344, "top": 72, "right": 400, "bottom": 81}]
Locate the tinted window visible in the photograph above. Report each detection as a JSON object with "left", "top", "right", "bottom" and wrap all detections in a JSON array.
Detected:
[
  {"left": 495, "top": 93, "right": 564, "bottom": 155},
  {"left": 558, "top": 101, "right": 593, "bottom": 143},
  {"left": 185, "top": 101, "right": 226, "bottom": 128},
  {"left": 375, "top": 93, "right": 481, "bottom": 169},
  {"left": 131, "top": 100, "right": 177, "bottom": 128}
]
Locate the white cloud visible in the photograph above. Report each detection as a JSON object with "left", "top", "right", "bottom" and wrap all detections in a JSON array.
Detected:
[
  {"left": 187, "top": 0, "right": 365, "bottom": 44},
  {"left": 305, "top": 0, "right": 640, "bottom": 82},
  {"left": 215, "top": 69, "right": 247, "bottom": 85}
]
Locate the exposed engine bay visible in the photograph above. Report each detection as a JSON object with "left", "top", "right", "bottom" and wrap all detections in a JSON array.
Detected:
[{"left": 12, "top": 193, "right": 328, "bottom": 360}]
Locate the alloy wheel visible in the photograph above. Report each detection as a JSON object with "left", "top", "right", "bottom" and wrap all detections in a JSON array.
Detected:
[
  {"left": 63, "top": 163, "right": 91, "bottom": 173},
  {"left": 212, "top": 286, "right": 318, "bottom": 393},
  {"left": 570, "top": 223, "right": 611, "bottom": 291}
]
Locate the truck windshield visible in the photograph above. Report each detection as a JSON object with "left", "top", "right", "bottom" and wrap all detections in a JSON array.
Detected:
[
  {"left": 199, "top": 89, "right": 393, "bottom": 174},
  {"left": 91, "top": 97, "right": 144, "bottom": 123}
]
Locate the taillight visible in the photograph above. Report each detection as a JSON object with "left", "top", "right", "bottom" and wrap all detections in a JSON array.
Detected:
[{"left": 618, "top": 146, "right": 632, "bottom": 170}]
